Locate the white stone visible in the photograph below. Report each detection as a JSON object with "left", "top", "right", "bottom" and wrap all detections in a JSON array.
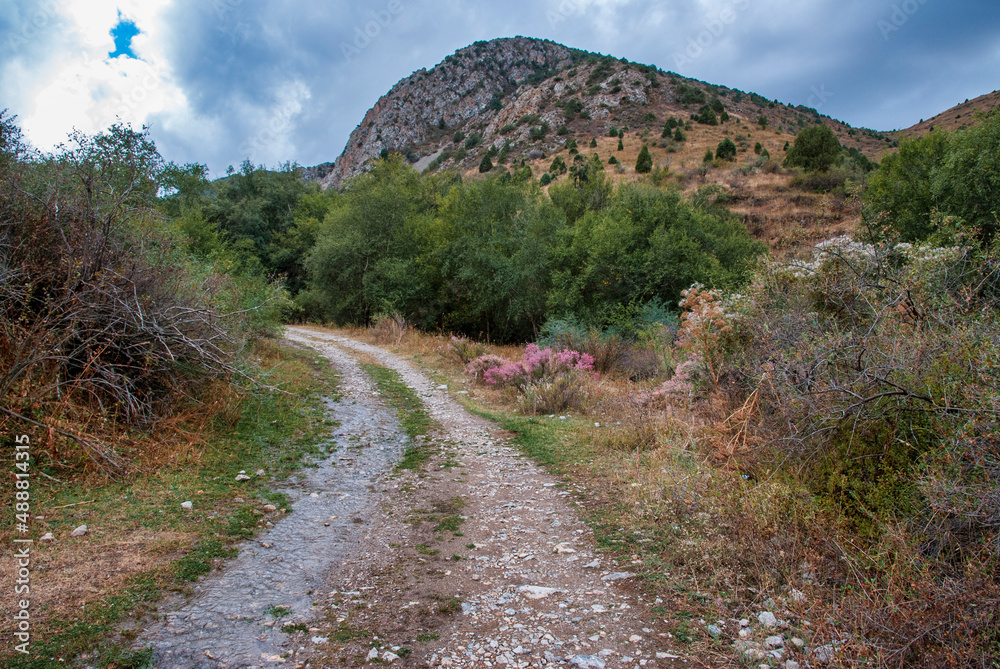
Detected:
[
  {"left": 256, "top": 469, "right": 266, "bottom": 477},
  {"left": 789, "top": 589, "right": 807, "bottom": 604},
  {"left": 519, "top": 585, "right": 560, "bottom": 599},
  {"left": 785, "top": 661, "right": 801, "bottom": 669},
  {"left": 765, "top": 635, "right": 784, "bottom": 649},
  {"left": 263, "top": 504, "right": 277, "bottom": 512},
  {"left": 40, "top": 532, "right": 55, "bottom": 542},
  {"left": 70, "top": 524, "right": 87, "bottom": 537},
  {"left": 366, "top": 648, "right": 379, "bottom": 660},
  {"left": 790, "top": 637, "right": 805, "bottom": 649},
  {"left": 629, "top": 634, "right": 642, "bottom": 643},
  {"left": 554, "top": 542, "right": 576, "bottom": 554},
  {"left": 583, "top": 559, "right": 601, "bottom": 569},
  {"left": 181, "top": 501, "right": 194, "bottom": 510},
  {"left": 235, "top": 474, "right": 252, "bottom": 482},
  {"left": 758, "top": 611, "right": 778, "bottom": 627},
  {"left": 601, "top": 572, "right": 632, "bottom": 581},
  {"left": 568, "top": 656, "right": 606, "bottom": 669},
  {"left": 382, "top": 651, "right": 400, "bottom": 662}
]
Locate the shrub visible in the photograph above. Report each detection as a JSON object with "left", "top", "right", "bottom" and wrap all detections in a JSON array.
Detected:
[
  {"left": 539, "top": 172, "right": 553, "bottom": 186},
  {"left": 635, "top": 145, "right": 653, "bottom": 173},
  {"left": 479, "top": 155, "right": 494, "bottom": 173},
  {"left": 703, "top": 148, "right": 714, "bottom": 163},
  {"left": 550, "top": 156, "right": 568, "bottom": 175},
  {"left": 784, "top": 123, "right": 842, "bottom": 172},
  {"left": 715, "top": 138, "right": 737, "bottom": 161},
  {"left": 448, "top": 335, "right": 488, "bottom": 364},
  {"left": 589, "top": 137, "right": 598, "bottom": 148},
  {"left": 673, "top": 127, "right": 686, "bottom": 142},
  {"left": 464, "top": 132, "right": 482, "bottom": 150},
  {"left": 453, "top": 131, "right": 466, "bottom": 144}
]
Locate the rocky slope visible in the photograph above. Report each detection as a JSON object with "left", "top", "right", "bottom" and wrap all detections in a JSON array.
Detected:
[{"left": 320, "top": 36, "right": 893, "bottom": 190}]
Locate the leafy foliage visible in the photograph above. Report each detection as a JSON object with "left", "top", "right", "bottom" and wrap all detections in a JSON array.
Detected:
[{"left": 783, "top": 123, "right": 842, "bottom": 172}]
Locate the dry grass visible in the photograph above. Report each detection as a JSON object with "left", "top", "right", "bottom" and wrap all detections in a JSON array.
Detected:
[{"left": 331, "top": 322, "right": 1000, "bottom": 666}]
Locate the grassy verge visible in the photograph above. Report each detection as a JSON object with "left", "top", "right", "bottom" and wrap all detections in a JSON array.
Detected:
[
  {"left": 358, "top": 362, "right": 436, "bottom": 471},
  {"left": 1, "top": 339, "right": 341, "bottom": 667}
]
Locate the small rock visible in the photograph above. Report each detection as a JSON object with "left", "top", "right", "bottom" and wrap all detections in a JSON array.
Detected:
[
  {"left": 519, "top": 585, "right": 560, "bottom": 599},
  {"left": 758, "top": 611, "right": 778, "bottom": 628},
  {"left": 366, "top": 648, "right": 379, "bottom": 661},
  {"left": 256, "top": 469, "right": 266, "bottom": 477},
  {"left": 812, "top": 644, "right": 838, "bottom": 663},
  {"left": 181, "top": 501, "right": 194, "bottom": 511},
  {"left": 591, "top": 604, "right": 607, "bottom": 613},
  {"left": 740, "top": 618, "right": 750, "bottom": 627},
  {"left": 235, "top": 474, "right": 252, "bottom": 482},
  {"left": 70, "top": 525, "right": 87, "bottom": 537},
  {"left": 312, "top": 636, "right": 328, "bottom": 644},
  {"left": 263, "top": 504, "right": 277, "bottom": 512},
  {"left": 583, "top": 559, "right": 601, "bottom": 569},
  {"left": 554, "top": 542, "right": 576, "bottom": 554},
  {"left": 382, "top": 651, "right": 400, "bottom": 663},
  {"left": 310, "top": 492, "right": 319, "bottom": 498},
  {"left": 706, "top": 624, "right": 722, "bottom": 638},
  {"left": 790, "top": 637, "right": 805, "bottom": 649},
  {"left": 601, "top": 572, "right": 632, "bottom": 581},
  {"left": 785, "top": 661, "right": 801, "bottom": 669},
  {"left": 739, "top": 628, "right": 752, "bottom": 639},
  {"left": 765, "top": 635, "right": 785, "bottom": 649},
  {"left": 437, "top": 385, "right": 448, "bottom": 390},
  {"left": 568, "top": 656, "right": 606, "bottom": 669},
  {"left": 628, "top": 634, "right": 642, "bottom": 643},
  {"left": 40, "top": 532, "right": 54, "bottom": 542},
  {"left": 789, "top": 589, "right": 807, "bottom": 604}
]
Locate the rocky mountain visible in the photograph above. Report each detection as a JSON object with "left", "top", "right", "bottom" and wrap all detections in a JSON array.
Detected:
[{"left": 320, "top": 36, "right": 893, "bottom": 190}]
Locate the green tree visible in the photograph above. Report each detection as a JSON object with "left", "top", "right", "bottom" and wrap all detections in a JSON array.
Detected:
[
  {"left": 784, "top": 124, "right": 842, "bottom": 172},
  {"left": 673, "top": 127, "right": 686, "bottom": 142},
  {"left": 589, "top": 137, "right": 598, "bottom": 148},
  {"left": 703, "top": 148, "right": 714, "bottom": 163},
  {"left": 715, "top": 138, "right": 737, "bottom": 161},
  {"left": 864, "top": 112, "right": 1000, "bottom": 242},
  {"left": 617, "top": 138, "right": 624, "bottom": 151},
  {"left": 479, "top": 155, "right": 494, "bottom": 173},
  {"left": 635, "top": 145, "right": 653, "bottom": 173}
]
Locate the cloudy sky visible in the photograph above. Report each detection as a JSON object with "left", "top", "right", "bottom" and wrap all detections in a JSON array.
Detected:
[{"left": 2, "top": 0, "right": 998, "bottom": 175}]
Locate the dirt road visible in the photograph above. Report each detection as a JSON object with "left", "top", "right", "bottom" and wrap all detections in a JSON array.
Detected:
[{"left": 138, "top": 328, "right": 685, "bottom": 668}]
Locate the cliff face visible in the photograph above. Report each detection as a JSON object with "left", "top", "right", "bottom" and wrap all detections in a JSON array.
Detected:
[{"left": 323, "top": 37, "right": 577, "bottom": 187}]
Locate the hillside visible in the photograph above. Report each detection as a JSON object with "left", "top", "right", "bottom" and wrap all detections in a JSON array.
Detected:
[
  {"left": 319, "top": 36, "right": 901, "bottom": 256},
  {"left": 900, "top": 88, "right": 1000, "bottom": 136}
]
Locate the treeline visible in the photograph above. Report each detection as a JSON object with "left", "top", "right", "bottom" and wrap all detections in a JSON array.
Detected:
[{"left": 164, "top": 155, "right": 764, "bottom": 342}]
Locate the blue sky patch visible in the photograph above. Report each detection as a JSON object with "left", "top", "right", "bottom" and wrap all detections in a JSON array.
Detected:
[{"left": 109, "top": 13, "right": 139, "bottom": 59}]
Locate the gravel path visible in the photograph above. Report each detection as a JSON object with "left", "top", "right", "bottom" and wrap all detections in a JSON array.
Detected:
[
  {"left": 136, "top": 340, "right": 410, "bottom": 668},
  {"left": 286, "top": 328, "right": 687, "bottom": 669}
]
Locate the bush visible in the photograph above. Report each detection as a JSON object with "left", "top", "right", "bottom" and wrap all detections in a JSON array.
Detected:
[
  {"left": 550, "top": 156, "right": 568, "bottom": 175},
  {"left": 479, "top": 155, "right": 494, "bottom": 173},
  {"left": 539, "top": 172, "right": 553, "bottom": 186},
  {"left": 703, "top": 148, "right": 714, "bottom": 163},
  {"left": 715, "top": 138, "right": 737, "bottom": 161},
  {"left": 0, "top": 118, "right": 283, "bottom": 472},
  {"left": 635, "top": 145, "right": 653, "bottom": 173},
  {"left": 784, "top": 123, "right": 842, "bottom": 172},
  {"left": 453, "top": 131, "right": 466, "bottom": 144}
]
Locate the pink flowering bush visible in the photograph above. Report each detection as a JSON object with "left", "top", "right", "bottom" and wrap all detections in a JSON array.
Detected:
[
  {"left": 475, "top": 344, "right": 595, "bottom": 389},
  {"left": 464, "top": 354, "right": 508, "bottom": 381}
]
